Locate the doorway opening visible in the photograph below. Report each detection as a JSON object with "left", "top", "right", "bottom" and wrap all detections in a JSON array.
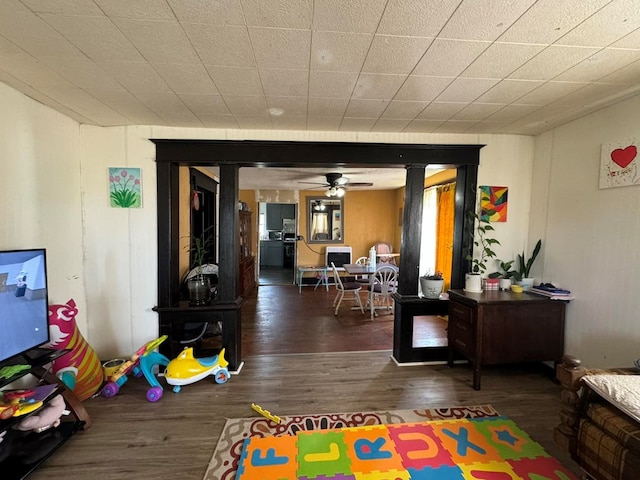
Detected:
[{"left": 257, "top": 202, "right": 297, "bottom": 286}]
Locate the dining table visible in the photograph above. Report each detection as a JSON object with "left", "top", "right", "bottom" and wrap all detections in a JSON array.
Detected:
[{"left": 342, "top": 263, "right": 398, "bottom": 316}]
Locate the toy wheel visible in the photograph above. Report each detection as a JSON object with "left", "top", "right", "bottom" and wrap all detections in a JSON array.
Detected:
[
  {"left": 146, "top": 386, "right": 163, "bottom": 402},
  {"left": 214, "top": 368, "right": 229, "bottom": 384},
  {"left": 172, "top": 385, "right": 181, "bottom": 393},
  {"left": 102, "top": 382, "right": 119, "bottom": 398}
]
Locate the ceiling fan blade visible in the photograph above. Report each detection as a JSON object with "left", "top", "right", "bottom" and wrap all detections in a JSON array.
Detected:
[
  {"left": 346, "top": 182, "right": 374, "bottom": 187},
  {"left": 297, "top": 181, "right": 329, "bottom": 185}
]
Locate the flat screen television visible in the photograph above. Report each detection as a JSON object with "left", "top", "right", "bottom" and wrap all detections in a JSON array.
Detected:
[{"left": 0, "top": 248, "right": 50, "bottom": 365}]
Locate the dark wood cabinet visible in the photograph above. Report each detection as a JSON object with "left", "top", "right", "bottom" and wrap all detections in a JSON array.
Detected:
[{"left": 447, "top": 289, "right": 567, "bottom": 390}]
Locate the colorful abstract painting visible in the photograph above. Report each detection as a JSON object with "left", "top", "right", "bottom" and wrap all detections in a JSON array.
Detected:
[
  {"left": 480, "top": 186, "right": 508, "bottom": 222},
  {"left": 600, "top": 138, "right": 640, "bottom": 189},
  {"left": 109, "top": 167, "right": 142, "bottom": 208}
]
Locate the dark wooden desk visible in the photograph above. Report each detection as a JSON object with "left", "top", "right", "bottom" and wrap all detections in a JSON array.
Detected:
[
  {"left": 447, "top": 289, "right": 567, "bottom": 390},
  {"left": 153, "top": 298, "right": 243, "bottom": 372}
]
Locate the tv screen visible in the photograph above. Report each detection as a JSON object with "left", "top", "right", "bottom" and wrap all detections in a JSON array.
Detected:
[{"left": 0, "top": 249, "right": 50, "bottom": 363}]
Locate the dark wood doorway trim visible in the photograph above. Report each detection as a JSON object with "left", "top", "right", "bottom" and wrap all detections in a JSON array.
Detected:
[{"left": 152, "top": 139, "right": 483, "bottom": 364}]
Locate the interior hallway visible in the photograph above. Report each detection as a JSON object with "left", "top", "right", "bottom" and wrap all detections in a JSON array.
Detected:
[{"left": 240, "top": 284, "right": 448, "bottom": 356}]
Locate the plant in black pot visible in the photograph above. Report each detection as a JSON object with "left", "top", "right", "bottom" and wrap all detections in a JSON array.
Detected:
[
  {"left": 186, "top": 226, "right": 215, "bottom": 306},
  {"left": 420, "top": 271, "right": 444, "bottom": 299}
]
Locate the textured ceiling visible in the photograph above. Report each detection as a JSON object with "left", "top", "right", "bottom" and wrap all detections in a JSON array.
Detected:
[
  {"left": 2, "top": 1, "right": 640, "bottom": 190},
  {"left": 1, "top": 0, "right": 640, "bottom": 137}
]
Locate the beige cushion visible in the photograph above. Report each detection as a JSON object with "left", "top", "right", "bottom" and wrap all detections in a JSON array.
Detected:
[{"left": 583, "top": 374, "right": 640, "bottom": 423}]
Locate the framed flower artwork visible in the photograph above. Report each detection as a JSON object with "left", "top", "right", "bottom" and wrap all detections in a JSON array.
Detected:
[{"left": 109, "top": 167, "right": 142, "bottom": 208}]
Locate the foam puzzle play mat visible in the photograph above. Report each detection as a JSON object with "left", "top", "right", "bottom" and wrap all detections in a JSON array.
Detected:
[{"left": 236, "top": 416, "right": 577, "bottom": 479}]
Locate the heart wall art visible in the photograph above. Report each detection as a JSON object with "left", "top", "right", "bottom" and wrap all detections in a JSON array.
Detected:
[{"left": 600, "top": 138, "right": 640, "bottom": 189}]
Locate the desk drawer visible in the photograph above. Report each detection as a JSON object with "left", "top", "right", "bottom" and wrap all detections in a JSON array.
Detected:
[
  {"left": 449, "top": 317, "right": 474, "bottom": 356},
  {"left": 449, "top": 302, "right": 473, "bottom": 324}
]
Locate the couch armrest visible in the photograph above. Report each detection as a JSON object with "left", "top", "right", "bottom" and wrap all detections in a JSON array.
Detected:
[{"left": 554, "top": 354, "right": 636, "bottom": 458}]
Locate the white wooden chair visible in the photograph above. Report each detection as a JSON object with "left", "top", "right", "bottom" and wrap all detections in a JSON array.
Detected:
[
  {"left": 366, "top": 265, "right": 398, "bottom": 320},
  {"left": 330, "top": 262, "right": 364, "bottom": 316},
  {"left": 354, "top": 256, "right": 371, "bottom": 286}
]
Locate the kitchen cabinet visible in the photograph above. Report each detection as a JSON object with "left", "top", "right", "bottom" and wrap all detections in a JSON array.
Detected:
[
  {"left": 266, "top": 203, "right": 295, "bottom": 230},
  {"left": 263, "top": 241, "right": 283, "bottom": 267},
  {"left": 266, "top": 204, "right": 282, "bottom": 230}
]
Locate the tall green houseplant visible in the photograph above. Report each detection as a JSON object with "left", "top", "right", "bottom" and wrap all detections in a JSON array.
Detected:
[{"left": 465, "top": 194, "right": 500, "bottom": 275}]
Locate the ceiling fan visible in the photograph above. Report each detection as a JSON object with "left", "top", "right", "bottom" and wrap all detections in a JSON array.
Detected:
[{"left": 298, "top": 172, "right": 374, "bottom": 197}]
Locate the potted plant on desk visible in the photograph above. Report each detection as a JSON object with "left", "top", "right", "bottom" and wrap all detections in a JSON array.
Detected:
[
  {"left": 186, "top": 226, "right": 215, "bottom": 306},
  {"left": 513, "top": 239, "right": 542, "bottom": 291},
  {"left": 488, "top": 260, "right": 517, "bottom": 290},
  {"left": 465, "top": 208, "right": 500, "bottom": 292},
  {"left": 420, "top": 271, "right": 444, "bottom": 299}
]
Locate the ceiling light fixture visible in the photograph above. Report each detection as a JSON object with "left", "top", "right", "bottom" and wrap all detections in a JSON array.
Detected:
[{"left": 325, "top": 186, "right": 345, "bottom": 197}]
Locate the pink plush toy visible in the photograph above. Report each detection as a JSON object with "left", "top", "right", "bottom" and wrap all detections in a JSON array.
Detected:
[
  {"left": 14, "top": 394, "right": 66, "bottom": 432},
  {"left": 44, "top": 299, "right": 104, "bottom": 401}
]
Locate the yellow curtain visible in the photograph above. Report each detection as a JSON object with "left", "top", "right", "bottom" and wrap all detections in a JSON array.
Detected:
[{"left": 435, "top": 182, "right": 455, "bottom": 290}]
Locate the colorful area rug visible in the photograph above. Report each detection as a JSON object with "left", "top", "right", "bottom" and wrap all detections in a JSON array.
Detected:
[{"left": 204, "top": 405, "right": 504, "bottom": 479}]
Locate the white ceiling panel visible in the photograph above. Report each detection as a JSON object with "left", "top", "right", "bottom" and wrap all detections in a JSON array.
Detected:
[
  {"left": 498, "top": 0, "right": 611, "bottom": 44},
  {"left": 413, "top": 39, "right": 489, "bottom": 77},
  {"left": 378, "top": 0, "right": 460, "bottom": 36},
  {"left": 41, "top": 15, "right": 144, "bottom": 62},
  {"left": 475, "top": 79, "right": 543, "bottom": 104},
  {"left": 205, "top": 66, "right": 263, "bottom": 95},
  {"left": 309, "top": 71, "right": 358, "bottom": 98},
  {"left": 2, "top": 0, "right": 640, "bottom": 189},
  {"left": 509, "top": 45, "right": 601, "bottom": 81},
  {"left": 438, "top": 0, "right": 538, "bottom": 42},
  {"left": 249, "top": 27, "right": 311, "bottom": 70},
  {"left": 313, "top": 0, "right": 388, "bottom": 34},
  {"left": 352, "top": 73, "right": 407, "bottom": 100},
  {"left": 168, "top": 0, "right": 245, "bottom": 25},
  {"left": 112, "top": 19, "right": 200, "bottom": 64},
  {"left": 183, "top": 24, "right": 255, "bottom": 67},
  {"left": 310, "top": 31, "right": 372, "bottom": 72},
  {"left": 381, "top": 100, "right": 430, "bottom": 119},
  {"left": 152, "top": 63, "right": 219, "bottom": 94},
  {"left": 242, "top": 0, "right": 313, "bottom": 29},
  {"left": 461, "top": 43, "right": 546, "bottom": 78},
  {"left": 362, "top": 35, "right": 433, "bottom": 74},
  {"left": 260, "top": 69, "right": 309, "bottom": 97}
]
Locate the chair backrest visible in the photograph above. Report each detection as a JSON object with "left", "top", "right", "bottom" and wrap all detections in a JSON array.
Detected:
[
  {"left": 374, "top": 242, "right": 396, "bottom": 265},
  {"left": 330, "top": 262, "right": 344, "bottom": 292},
  {"left": 374, "top": 265, "right": 398, "bottom": 295}
]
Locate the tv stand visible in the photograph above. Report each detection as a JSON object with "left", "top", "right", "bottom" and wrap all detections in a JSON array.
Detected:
[{"left": 0, "top": 348, "right": 90, "bottom": 479}]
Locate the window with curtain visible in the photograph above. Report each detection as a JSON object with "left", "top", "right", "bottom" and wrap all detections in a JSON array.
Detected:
[{"left": 419, "top": 182, "right": 456, "bottom": 290}]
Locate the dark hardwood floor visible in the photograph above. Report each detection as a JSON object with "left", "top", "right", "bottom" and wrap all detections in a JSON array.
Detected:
[
  {"left": 27, "top": 284, "right": 582, "bottom": 479},
  {"left": 240, "top": 283, "right": 447, "bottom": 356}
]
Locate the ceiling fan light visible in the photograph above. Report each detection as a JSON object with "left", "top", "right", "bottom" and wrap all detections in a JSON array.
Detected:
[{"left": 336, "top": 187, "right": 345, "bottom": 197}]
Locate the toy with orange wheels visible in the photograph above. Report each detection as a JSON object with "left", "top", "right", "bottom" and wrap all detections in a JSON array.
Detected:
[{"left": 101, "top": 335, "right": 170, "bottom": 402}]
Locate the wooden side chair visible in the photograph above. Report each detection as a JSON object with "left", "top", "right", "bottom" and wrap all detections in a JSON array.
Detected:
[{"left": 330, "top": 262, "right": 364, "bottom": 316}]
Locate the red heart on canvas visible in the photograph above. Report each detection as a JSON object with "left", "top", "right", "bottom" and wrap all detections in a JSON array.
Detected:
[{"left": 610, "top": 145, "right": 637, "bottom": 168}]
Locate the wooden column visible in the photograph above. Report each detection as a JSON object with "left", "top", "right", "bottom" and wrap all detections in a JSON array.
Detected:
[{"left": 217, "top": 164, "right": 239, "bottom": 302}]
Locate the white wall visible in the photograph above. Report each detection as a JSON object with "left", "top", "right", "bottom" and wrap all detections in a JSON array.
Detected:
[
  {"left": 2, "top": 81, "right": 539, "bottom": 360},
  {"left": 0, "top": 83, "right": 87, "bottom": 329},
  {"left": 531, "top": 95, "right": 640, "bottom": 368}
]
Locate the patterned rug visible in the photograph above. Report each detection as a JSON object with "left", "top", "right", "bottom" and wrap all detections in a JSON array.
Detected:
[{"left": 203, "top": 405, "right": 501, "bottom": 480}]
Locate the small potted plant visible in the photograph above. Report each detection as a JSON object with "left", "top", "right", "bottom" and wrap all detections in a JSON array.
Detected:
[
  {"left": 488, "top": 260, "right": 517, "bottom": 290},
  {"left": 513, "top": 239, "right": 542, "bottom": 291},
  {"left": 420, "top": 271, "right": 444, "bottom": 299}
]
